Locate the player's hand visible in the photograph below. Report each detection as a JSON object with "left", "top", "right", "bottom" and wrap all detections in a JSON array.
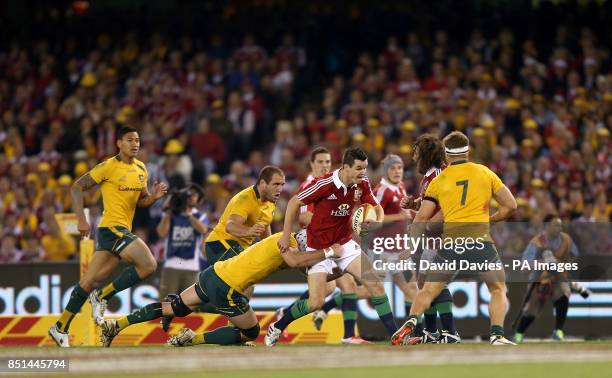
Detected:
[
  {"left": 401, "top": 195, "right": 422, "bottom": 211},
  {"left": 360, "top": 220, "right": 382, "bottom": 236},
  {"left": 277, "top": 233, "right": 291, "bottom": 252},
  {"left": 248, "top": 223, "right": 266, "bottom": 238},
  {"left": 330, "top": 243, "right": 343, "bottom": 258},
  {"left": 78, "top": 218, "right": 91, "bottom": 238},
  {"left": 151, "top": 181, "right": 168, "bottom": 200}
]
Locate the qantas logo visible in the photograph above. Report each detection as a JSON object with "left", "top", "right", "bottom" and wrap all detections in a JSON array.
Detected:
[
  {"left": 330, "top": 203, "right": 351, "bottom": 217},
  {"left": 326, "top": 194, "right": 338, "bottom": 200}
]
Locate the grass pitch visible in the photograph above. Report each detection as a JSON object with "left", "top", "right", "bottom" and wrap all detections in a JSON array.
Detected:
[{"left": 1, "top": 342, "right": 611, "bottom": 377}]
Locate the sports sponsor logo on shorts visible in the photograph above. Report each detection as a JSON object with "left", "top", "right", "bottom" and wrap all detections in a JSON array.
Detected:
[{"left": 330, "top": 203, "right": 351, "bottom": 217}]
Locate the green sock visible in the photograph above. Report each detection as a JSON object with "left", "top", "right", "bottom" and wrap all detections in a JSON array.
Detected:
[
  {"left": 371, "top": 295, "right": 397, "bottom": 336},
  {"left": 333, "top": 292, "right": 343, "bottom": 307},
  {"left": 341, "top": 293, "right": 358, "bottom": 338},
  {"left": 490, "top": 325, "right": 505, "bottom": 337},
  {"left": 56, "top": 285, "right": 88, "bottom": 332},
  {"left": 201, "top": 326, "right": 242, "bottom": 345},
  {"left": 123, "top": 302, "right": 163, "bottom": 330},
  {"left": 100, "top": 266, "right": 142, "bottom": 300},
  {"left": 276, "top": 299, "right": 309, "bottom": 330},
  {"left": 436, "top": 301, "right": 453, "bottom": 314},
  {"left": 194, "top": 302, "right": 219, "bottom": 314}
]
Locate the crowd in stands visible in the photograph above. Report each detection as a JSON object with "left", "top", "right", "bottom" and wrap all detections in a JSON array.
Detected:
[{"left": 0, "top": 8, "right": 610, "bottom": 262}]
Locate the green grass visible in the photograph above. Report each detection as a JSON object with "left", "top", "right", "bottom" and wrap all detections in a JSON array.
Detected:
[{"left": 89, "top": 362, "right": 612, "bottom": 378}]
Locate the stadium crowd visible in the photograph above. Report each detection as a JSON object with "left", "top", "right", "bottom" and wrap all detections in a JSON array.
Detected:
[{"left": 0, "top": 10, "right": 610, "bottom": 263}]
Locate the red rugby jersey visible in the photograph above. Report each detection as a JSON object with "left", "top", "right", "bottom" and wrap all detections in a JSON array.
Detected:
[{"left": 297, "top": 169, "right": 378, "bottom": 249}]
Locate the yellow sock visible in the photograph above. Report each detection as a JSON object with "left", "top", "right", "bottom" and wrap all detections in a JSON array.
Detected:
[
  {"left": 57, "top": 310, "right": 75, "bottom": 332},
  {"left": 99, "top": 283, "right": 116, "bottom": 300},
  {"left": 116, "top": 316, "right": 130, "bottom": 331},
  {"left": 192, "top": 333, "right": 205, "bottom": 345}
]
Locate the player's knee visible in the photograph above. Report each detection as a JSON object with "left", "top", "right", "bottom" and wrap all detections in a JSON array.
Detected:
[
  {"left": 79, "top": 278, "right": 96, "bottom": 292},
  {"left": 170, "top": 294, "right": 193, "bottom": 317},
  {"left": 239, "top": 324, "right": 260, "bottom": 341},
  {"left": 137, "top": 258, "right": 157, "bottom": 278},
  {"left": 308, "top": 296, "right": 325, "bottom": 311}
]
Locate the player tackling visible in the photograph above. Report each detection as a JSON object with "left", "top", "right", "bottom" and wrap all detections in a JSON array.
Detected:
[{"left": 97, "top": 232, "right": 343, "bottom": 347}]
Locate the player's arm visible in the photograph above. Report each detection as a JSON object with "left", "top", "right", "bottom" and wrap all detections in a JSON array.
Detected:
[
  {"left": 490, "top": 185, "right": 517, "bottom": 222},
  {"left": 138, "top": 181, "right": 168, "bottom": 207},
  {"left": 261, "top": 224, "right": 272, "bottom": 239},
  {"left": 281, "top": 244, "right": 342, "bottom": 268},
  {"left": 298, "top": 211, "right": 313, "bottom": 226},
  {"left": 360, "top": 181, "right": 385, "bottom": 234},
  {"left": 408, "top": 199, "right": 437, "bottom": 252},
  {"left": 226, "top": 214, "right": 265, "bottom": 238},
  {"left": 279, "top": 195, "right": 305, "bottom": 251},
  {"left": 71, "top": 173, "right": 99, "bottom": 238}
]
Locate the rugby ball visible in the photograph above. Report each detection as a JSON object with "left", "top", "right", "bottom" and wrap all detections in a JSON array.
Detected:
[{"left": 352, "top": 203, "right": 377, "bottom": 234}]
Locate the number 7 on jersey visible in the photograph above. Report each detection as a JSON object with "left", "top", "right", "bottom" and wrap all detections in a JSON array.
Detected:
[{"left": 456, "top": 180, "right": 469, "bottom": 206}]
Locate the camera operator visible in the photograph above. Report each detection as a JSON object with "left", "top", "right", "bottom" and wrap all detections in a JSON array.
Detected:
[{"left": 156, "top": 184, "right": 209, "bottom": 299}]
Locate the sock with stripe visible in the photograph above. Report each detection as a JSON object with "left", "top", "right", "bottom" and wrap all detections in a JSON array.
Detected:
[
  {"left": 322, "top": 291, "right": 343, "bottom": 313},
  {"left": 371, "top": 295, "right": 397, "bottom": 336},
  {"left": 436, "top": 301, "right": 456, "bottom": 333},
  {"left": 275, "top": 299, "right": 309, "bottom": 331},
  {"left": 341, "top": 293, "right": 357, "bottom": 338},
  {"left": 490, "top": 325, "right": 505, "bottom": 337},
  {"left": 56, "top": 285, "right": 89, "bottom": 332},
  {"left": 116, "top": 302, "right": 163, "bottom": 331},
  {"left": 99, "top": 265, "right": 142, "bottom": 301},
  {"left": 193, "top": 326, "right": 242, "bottom": 345},
  {"left": 424, "top": 306, "right": 437, "bottom": 333},
  {"left": 283, "top": 290, "right": 310, "bottom": 314}
]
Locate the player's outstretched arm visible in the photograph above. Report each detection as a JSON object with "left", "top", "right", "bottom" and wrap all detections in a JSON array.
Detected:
[
  {"left": 137, "top": 181, "right": 168, "bottom": 207},
  {"left": 71, "top": 173, "right": 98, "bottom": 238},
  {"left": 490, "top": 185, "right": 517, "bottom": 223},
  {"left": 281, "top": 244, "right": 342, "bottom": 268},
  {"left": 279, "top": 195, "right": 304, "bottom": 251}
]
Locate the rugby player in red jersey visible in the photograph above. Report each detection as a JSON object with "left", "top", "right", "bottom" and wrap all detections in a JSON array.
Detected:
[
  {"left": 277, "top": 147, "right": 369, "bottom": 344},
  {"left": 401, "top": 134, "right": 460, "bottom": 344},
  {"left": 265, "top": 147, "right": 397, "bottom": 346}
]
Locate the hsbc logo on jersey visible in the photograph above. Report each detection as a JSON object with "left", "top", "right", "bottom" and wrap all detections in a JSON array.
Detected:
[{"left": 331, "top": 203, "right": 351, "bottom": 217}]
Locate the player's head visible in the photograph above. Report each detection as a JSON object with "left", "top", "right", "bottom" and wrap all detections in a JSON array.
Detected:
[
  {"left": 342, "top": 147, "right": 368, "bottom": 185},
  {"left": 116, "top": 126, "right": 140, "bottom": 158},
  {"left": 309, "top": 147, "right": 331, "bottom": 177},
  {"left": 442, "top": 131, "right": 469, "bottom": 161},
  {"left": 382, "top": 154, "right": 404, "bottom": 185},
  {"left": 257, "top": 165, "right": 285, "bottom": 203},
  {"left": 543, "top": 214, "right": 562, "bottom": 237},
  {"left": 413, "top": 134, "right": 446, "bottom": 174}
]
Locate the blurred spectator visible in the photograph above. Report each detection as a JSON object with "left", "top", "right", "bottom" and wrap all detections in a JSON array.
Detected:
[{"left": 40, "top": 209, "right": 76, "bottom": 261}]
